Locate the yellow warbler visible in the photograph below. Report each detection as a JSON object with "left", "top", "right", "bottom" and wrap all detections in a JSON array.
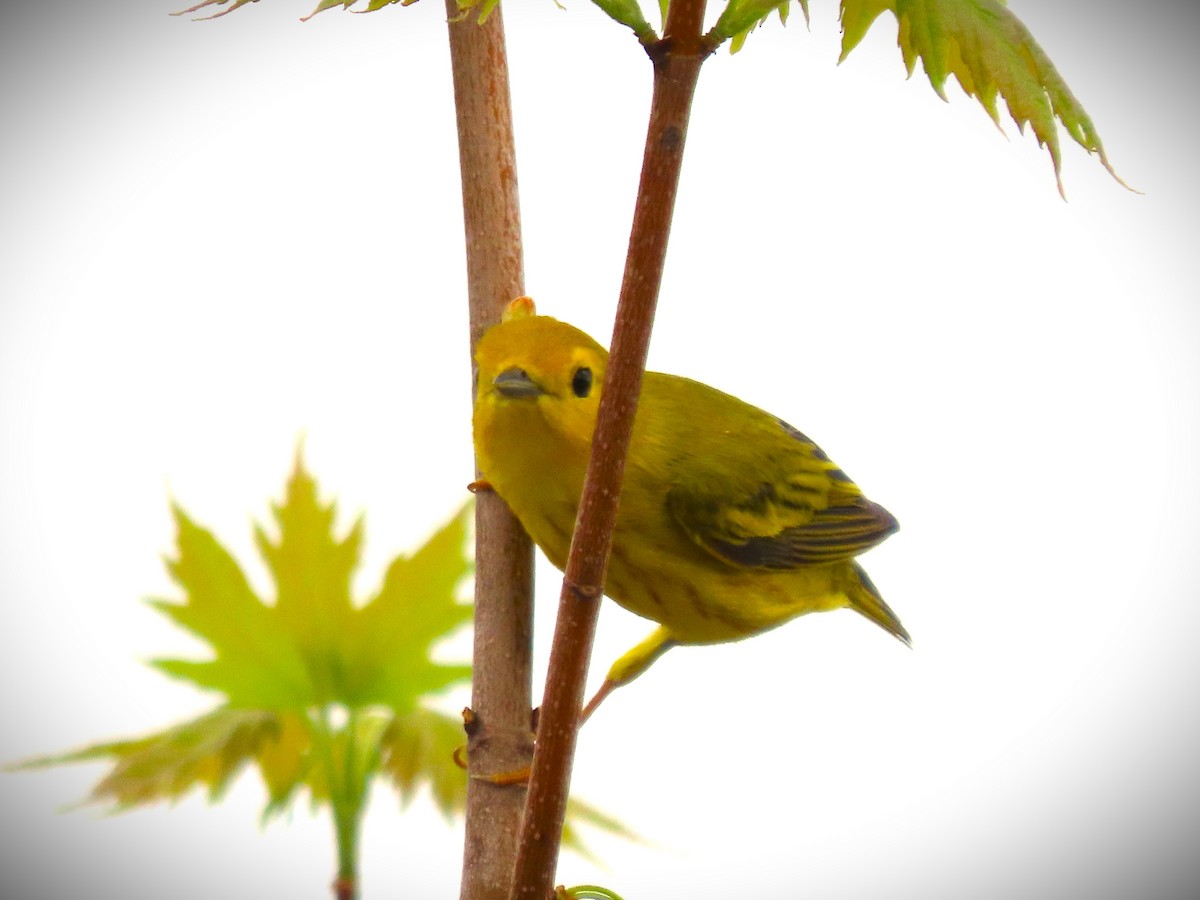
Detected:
[{"left": 473, "top": 298, "right": 908, "bottom": 718}]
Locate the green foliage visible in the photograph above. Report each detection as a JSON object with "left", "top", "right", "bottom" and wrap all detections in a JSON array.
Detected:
[
  {"left": 713, "top": 1, "right": 806, "bottom": 53},
  {"left": 706, "top": 0, "right": 1125, "bottom": 195},
  {"left": 14, "top": 456, "right": 628, "bottom": 888},
  {"left": 171, "top": 0, "right": 1126, "bottom": 191},
  {"left": 27, "top": 709, "right": 295, "bottom": 809},
  {"left": 590, "top": 0, "right": 656, "bottom": 41},
  {"left": 378, "top": 706, "right": 471, "bottom": 818},
  {"left": 150, "top": 458, "right": 472, "bottom": 715},
  {"left": 562, "top": 796, "right": 641, "bottom": 861},
  {"left": 839, "top": 0, "right": 1127, "bottom": 196},
  {"left": 17, "top": 457, "right": 473, "bottom": 888}
]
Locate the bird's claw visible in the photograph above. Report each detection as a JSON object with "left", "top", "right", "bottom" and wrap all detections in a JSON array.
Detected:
[
  {"left": 472, "top": 764, "right": 532, "bottom": 786},
  {"left": 453, "top": 706, "right": 537, "bottom": 785}
]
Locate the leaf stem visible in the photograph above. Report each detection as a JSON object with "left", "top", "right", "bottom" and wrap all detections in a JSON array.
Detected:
[
  {"left": 444, "top": 5, "right": 535, "bottom": 900},
  {"left": 509, "top": 2, "right": 711, "bottom": 897},
  {"left": 312, "top": 705, "right": 363, "bottom": 900}
]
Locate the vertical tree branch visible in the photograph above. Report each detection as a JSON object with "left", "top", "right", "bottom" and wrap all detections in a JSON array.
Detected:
[
  {"left": 446, "top": 6, "right": 535, "bottom": 900},
  {"left": 510, "top": 2, "right": 711, "bottom": 897}
]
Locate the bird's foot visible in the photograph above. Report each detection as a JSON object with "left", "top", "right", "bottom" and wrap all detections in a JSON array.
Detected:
[{"left": 453, "top": 706, "right": 537, "bottom": 785}]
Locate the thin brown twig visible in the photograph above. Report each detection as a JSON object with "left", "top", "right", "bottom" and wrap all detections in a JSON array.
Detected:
[
  {"left": 509, "top": 2, "right": 712, "bottom": 897},
  {"left": 445, "top": 6, "right": 536, "bottom": 900}
]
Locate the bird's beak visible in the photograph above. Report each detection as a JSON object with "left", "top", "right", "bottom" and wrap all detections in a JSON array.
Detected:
[{"left": 493, "top": 367, "right": 545, "bottom": 399}]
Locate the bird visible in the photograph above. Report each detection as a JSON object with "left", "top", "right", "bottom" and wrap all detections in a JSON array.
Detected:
[{"left": 472, "top": 297, "right": 908, "bottom": 721}]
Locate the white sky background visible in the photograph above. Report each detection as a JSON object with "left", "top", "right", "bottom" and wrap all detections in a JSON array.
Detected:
[{"left": 2, "top": 1, "right": 1199, "bottom": 898}]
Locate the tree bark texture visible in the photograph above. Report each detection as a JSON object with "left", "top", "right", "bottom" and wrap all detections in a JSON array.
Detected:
[{"left": 446, "top": 7, "right": 536, "bottom": 900}]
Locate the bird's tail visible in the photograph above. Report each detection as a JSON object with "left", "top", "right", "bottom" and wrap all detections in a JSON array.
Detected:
[{"left": 844, "top": 562, "right": 911, "bottom": 646}]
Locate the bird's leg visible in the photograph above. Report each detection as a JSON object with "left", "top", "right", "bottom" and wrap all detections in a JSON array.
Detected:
[
  {"left": 580, "top": 626, "right": 676, "bottom": 724},
  {"left": 468, "top": 629, "right": 676, "bottom": 785}
]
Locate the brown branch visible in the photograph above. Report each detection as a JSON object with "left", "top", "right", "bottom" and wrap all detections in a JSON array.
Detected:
[
  {"left": 445, "top": 6, "right": 536, "bottom": 900},
  {"left": 509, "top": 2, "right": 712, "bottom": 898}
]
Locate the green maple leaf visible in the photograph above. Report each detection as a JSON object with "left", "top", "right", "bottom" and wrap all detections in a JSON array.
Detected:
[
  {"left": 148, "top": 456, "right": 472, "bottom": 715},
  {"left": 706, "top": 0, "right": 1128, "bottom": 196},
  {"left": 838, "top": 0, "right": 1129, "bottom": 196},
  {"left": 147, "top": 505, "right": 316, "bottom": 709},
  {"left": 16, "top": 456, "right": 474, "bottom": 890},
  {"left": 13, "top": 455, "right": 630, "bottom": 892}
]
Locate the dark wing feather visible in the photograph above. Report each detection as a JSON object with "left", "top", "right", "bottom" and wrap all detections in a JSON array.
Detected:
[
  {"left": 694, "top": 498, "right": 898, "bottom": 568},
  {"left": 666, "top": 418, "right": 897, "bottom": 570}
]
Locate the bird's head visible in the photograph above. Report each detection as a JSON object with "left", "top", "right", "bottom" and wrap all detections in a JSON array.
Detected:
[{"left": 474, "top": 297, "right": 608, "bottom": 449}]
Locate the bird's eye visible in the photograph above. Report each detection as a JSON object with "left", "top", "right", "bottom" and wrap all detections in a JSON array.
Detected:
[{"left": 571, "top": 366, "right": 593, "bottom": 398}]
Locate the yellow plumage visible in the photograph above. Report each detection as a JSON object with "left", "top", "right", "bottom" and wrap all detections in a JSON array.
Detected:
[{"left": 473, "top": 299, "right": 908, "bottom": 716}]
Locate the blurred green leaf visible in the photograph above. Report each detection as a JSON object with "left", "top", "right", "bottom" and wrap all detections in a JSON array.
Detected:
[
  {"left": 377, "top": 707, "right": 638, "bottom": 852},
  {"left": 562, "top": 795, "right": 643, "bottom": 862},
  {"left": 14, "top": 453, "right": 627, "bottom": 881},
  {"left": 13, "top": 456, "right": 475, "bottom": 889},
  {"left": 378, "top": 707, "right": 469, "bottom": 819},
  {"left": 17, "top": 708, "right": 290, "bottom": 809},
  {"left": 257, "top": 711, "right": 312, "bottom": 816},
  {"left": 346, "top": 500, "right": 473, "bottom": 711},
  {"left": 151, "top": 457, "right": 473, "bottom": 717},
  {"left": 149, "top": 506, "right": 316, "bottom": 709}
]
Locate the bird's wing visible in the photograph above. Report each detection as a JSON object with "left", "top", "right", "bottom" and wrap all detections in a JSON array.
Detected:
[{"left": 665, "top": 419, "right": 897, "bottom": 569}]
